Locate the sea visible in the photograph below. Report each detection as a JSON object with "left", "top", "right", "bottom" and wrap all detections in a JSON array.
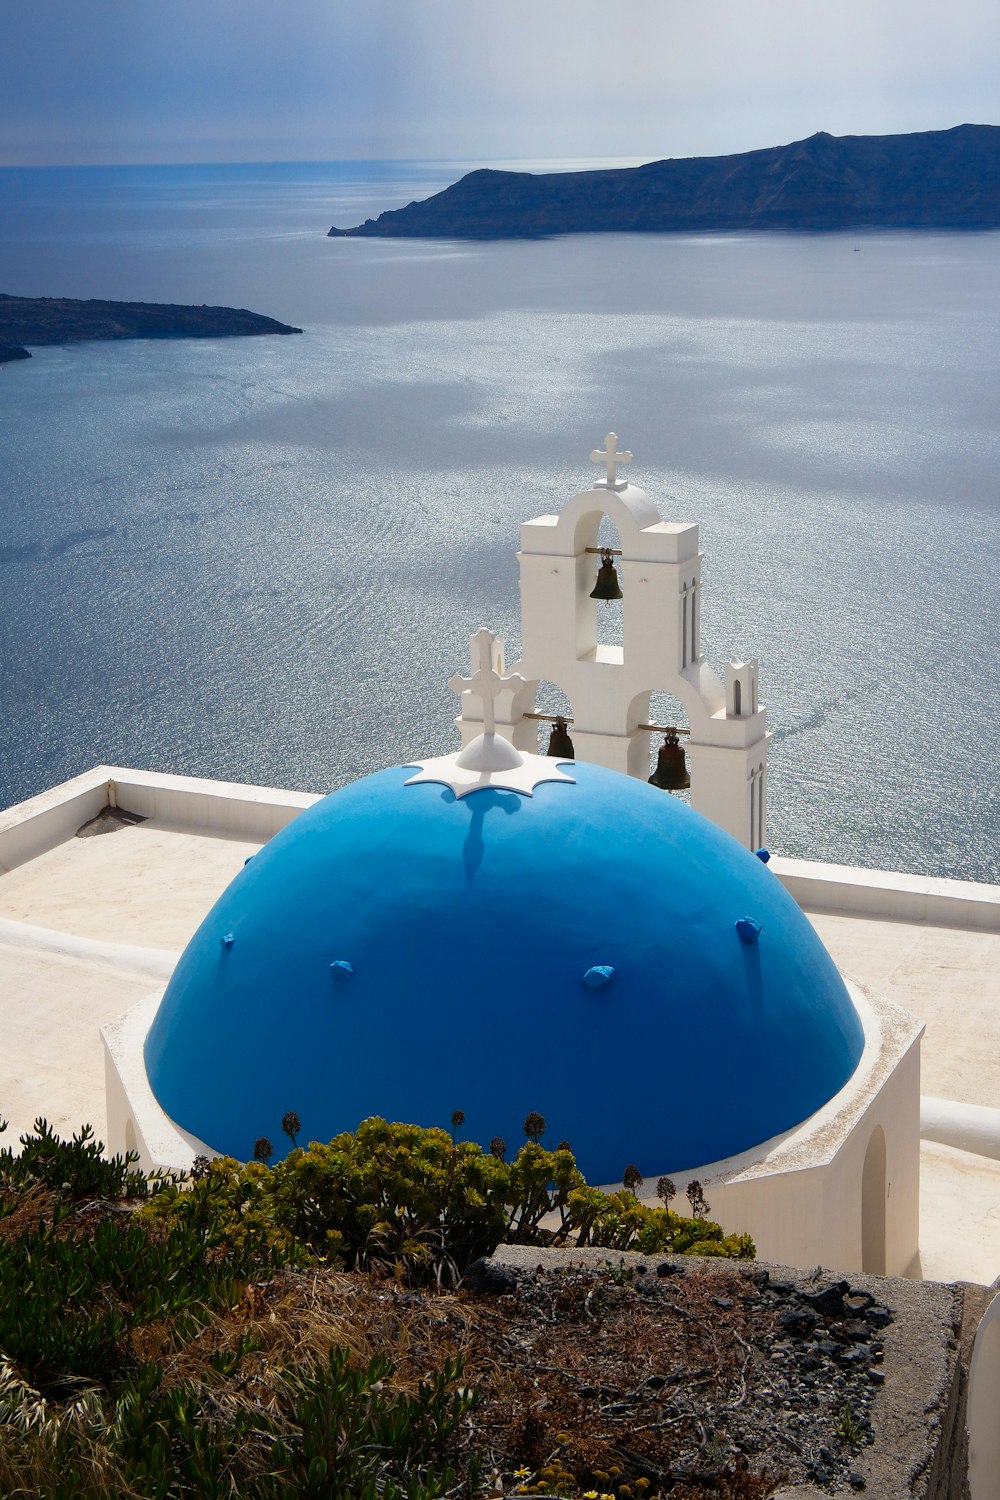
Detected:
[{"left": 0, "top": 160, "right": 997, "bottom": 884}]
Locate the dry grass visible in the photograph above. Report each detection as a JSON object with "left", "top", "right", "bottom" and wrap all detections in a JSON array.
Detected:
[
  {"left": 127, "top": 1262, "right": 787, "bottom": 1497},
  {"left": 0, "top": 1185, "right": 58, "bottom": 1242}
]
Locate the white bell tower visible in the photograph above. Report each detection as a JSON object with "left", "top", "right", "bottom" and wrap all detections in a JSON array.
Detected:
[{"left": 454, "top": 436, "right": 769, "bottom": 848}]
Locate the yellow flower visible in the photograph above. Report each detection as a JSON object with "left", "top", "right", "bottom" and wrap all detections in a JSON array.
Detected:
[
  {"left": 513, "top": 1468, "right": 532, "bottom": 1479},
  {"left": 583, "top": 1492, "right": 600, "bottom": 1498}
]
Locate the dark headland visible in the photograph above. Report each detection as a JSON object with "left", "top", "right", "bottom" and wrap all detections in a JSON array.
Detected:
[
  {"left": 0, "top": 294, "right": 302, "bottom": 364},
  {"left": 329, "top": 124, "right": 1000, "bottom": 239}
]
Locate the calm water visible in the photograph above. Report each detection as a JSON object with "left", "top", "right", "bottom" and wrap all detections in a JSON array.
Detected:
[{"left": 0, "top": 162, "right": 998, "bottom": 883}]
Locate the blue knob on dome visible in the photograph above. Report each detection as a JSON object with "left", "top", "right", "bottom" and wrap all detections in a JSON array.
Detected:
[
  {"left": 583, "top": 965, "right": 615, "bottom": 989},
  {"left": 330, "top": 960, "right": 354, "bottom": 986},
  {"left": 754, "top": 848, "right": 771, "bottom": 864},
  {"left": 735, "top": 918, "right": 762, "bottom": 943}
]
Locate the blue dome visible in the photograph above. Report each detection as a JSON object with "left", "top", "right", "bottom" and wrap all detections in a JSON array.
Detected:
[{"left": 145, "top": 762, "right": 864, "bottom": 1182}]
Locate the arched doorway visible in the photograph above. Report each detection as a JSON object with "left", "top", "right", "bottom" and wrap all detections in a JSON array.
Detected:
[{"left": 861, "top": 1126, "right": 887, "bottom": 1274}]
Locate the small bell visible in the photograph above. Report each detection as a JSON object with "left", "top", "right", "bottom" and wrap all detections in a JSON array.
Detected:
[
  {"left": 589, "top": 551, "right": 623, "bottom": 601},
  {"left": 546, "top": 716, "right": 575, "bottom": 759},
  {"left": 648, "top": 730, "right": 690, "bottom": 791}
]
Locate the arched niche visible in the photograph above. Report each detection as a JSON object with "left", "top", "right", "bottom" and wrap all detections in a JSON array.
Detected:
[
  {"left": 638, "top": 688, "right": 691, "bottom": 782},
  {"left": 563, "top": 485, "right": 664, "bottom": 557},
  {"left": 861, "top": 1125, "right": 887, "bottom": 1275},
  {"left": 590, "top": 513, "right": 625, "bottom": 649},
  {"left": 533, "top": 679, "right": 576, "bottom": 757}
]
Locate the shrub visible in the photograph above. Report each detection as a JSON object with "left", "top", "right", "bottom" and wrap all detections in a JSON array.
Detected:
[
  {"left": 140, "top": 1118, "right": 753, "bottom": 1282},
  {"left": 0, "top": 1118, "right": 156, "bottom": 1212},
  {"left": 0, "top": 1206, "right": 287, "bottom": 1396},
  {"left": 259, "top": 1117, "right": 513, "bottom": 1282},
  {"left": 566, "top": 1185, "right": 752, "bottom": 1259},
  {"left": 0, "top": 1120, "right": 755, "bottom": 1497}
]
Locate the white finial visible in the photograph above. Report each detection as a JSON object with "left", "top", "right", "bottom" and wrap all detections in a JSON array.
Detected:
[
  {"left": 590, "top": 432, "right": 633, "bottom": 490},
  {"left": 404, "top": 628, "right": 576, "bottom": 798}
]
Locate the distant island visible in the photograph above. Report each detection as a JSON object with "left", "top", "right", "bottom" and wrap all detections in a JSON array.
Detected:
[
  {"left": 0, "top": 294, "right": 302, "bottom": 363},
  {"left": 329, "top": 124, "right": 1000, "bottom": 240}
]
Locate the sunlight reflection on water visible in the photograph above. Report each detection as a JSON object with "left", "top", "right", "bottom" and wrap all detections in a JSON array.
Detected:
[{"left": 0, "top": 163, "right": 997, "bottom": 882}]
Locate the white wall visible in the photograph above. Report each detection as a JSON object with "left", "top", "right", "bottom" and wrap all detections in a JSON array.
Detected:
[
  {"left": 969, "top": 1292, "right": 1000, "bottom": 1500},
  {"left": 589, "top": 986, "right": 924, "bottom": 1276},
  {"left": 0, "top": 765, "right": 319, "bottom": 876},
  {"left": 771, "top": 855, "right": 1000, "bottom": 932},
  {"left": 103, "top": 992, "right": 216, "bottom": 1174}
]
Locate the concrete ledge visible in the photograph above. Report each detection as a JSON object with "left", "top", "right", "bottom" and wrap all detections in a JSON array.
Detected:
[
  {"left": 3, "top": 769, "right": 996, "bottom": 935},
  {"left": 0, "top": 765, "right": 112, "bottom": 873},
  {"left": 107, "top": 767, "right": 320, "bottom": 839},
  {"left": 493, "top": 1246, "right": 972, "bottom": 1500},
  {"left": 0, "top": 765, "right": 320, "bottom": 874},
  {"left": 772, "top": 854, "right": 1000, "bottom": 932},
  {"left": 0, "top": 915, "right": 177, "bottom": 982},
  {"left": 922, "top": 1098, "right": 1000, "bottom": 1163}
]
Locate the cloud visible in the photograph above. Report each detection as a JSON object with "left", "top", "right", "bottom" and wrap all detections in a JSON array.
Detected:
[{"left": 1, "top": 0, "right": 998, "bottom": 164}]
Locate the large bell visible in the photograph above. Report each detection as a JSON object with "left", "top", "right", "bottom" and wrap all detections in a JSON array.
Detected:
[
  {"left": 589, "top": 551, "right": 623, "bottom": 602},
  {"left": 546, "top": 717, "right": 575, "bottom": 759},
  {"left": 648, "top": 730, "right": 690, "bottom": 791}
]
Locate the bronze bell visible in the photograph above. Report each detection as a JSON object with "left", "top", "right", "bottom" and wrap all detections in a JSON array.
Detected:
[
  {"left": 648, "top": 730, "right": 690, "bottom": 791},
  {"left": 546, "top": 716, "right": 575, "bottom": 759},
  {"left": 589, "top": 551, "right": 623, "bottom": 601}
]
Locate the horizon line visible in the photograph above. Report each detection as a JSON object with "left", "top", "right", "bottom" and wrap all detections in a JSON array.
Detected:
[{"left": 2, "top": 122, "right": 995, "bottom": 174}]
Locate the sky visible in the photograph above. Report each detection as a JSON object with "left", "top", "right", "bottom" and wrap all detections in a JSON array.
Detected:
[{"left": 1, "top": 0, "right": 998, "bottom": 167}]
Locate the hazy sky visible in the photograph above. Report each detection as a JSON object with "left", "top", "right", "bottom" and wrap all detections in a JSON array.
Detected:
[{"left": 2, "top": 0, "right": 998, "bottom": 166}]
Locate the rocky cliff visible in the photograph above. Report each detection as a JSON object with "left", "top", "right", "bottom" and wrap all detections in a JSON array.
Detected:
[
  {"left": 0, "top": 294, "right": 302, "bottom": 356},
  {"left": 329, "top": 124, "right": 1000, "bottom": 239}
]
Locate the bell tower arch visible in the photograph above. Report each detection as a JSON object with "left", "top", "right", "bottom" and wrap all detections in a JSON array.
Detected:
[{"left": 454, "top": 435, "right": 769, "bottom": 848}]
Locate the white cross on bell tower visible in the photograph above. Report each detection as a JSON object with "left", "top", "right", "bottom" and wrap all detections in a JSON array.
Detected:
[{"left": 590, "top": 432, "right": 633, "bottom": 491}]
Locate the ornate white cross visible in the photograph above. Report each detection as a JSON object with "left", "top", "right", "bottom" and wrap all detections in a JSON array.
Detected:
[
  {"left": 590, "top": 432, "right": 633, "bottom": 490},
  {"left": 448, "top": 628, "right": 525, "bottom": 737},
  {"left": 404, "top": 627, "right": 575, "bottom": 798}
]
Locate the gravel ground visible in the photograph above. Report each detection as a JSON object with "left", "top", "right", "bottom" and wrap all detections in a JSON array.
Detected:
[{"left": 464, "top": 1253, "right": 897, "bottom": 1494}]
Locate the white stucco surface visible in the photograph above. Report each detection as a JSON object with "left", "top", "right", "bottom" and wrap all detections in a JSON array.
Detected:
[
  {"left": 918, "top": 1142, "right": 1000, "bottom": 1286},
  {"left": 0, "top": 803, "right": 259, "bottom": 1143},
  {"left": 0, "top": 940, "right": 158, "bottom": 1142},
  {"left": 807, "top": 911, "right": 1000, "bottom": 1107},
  {"left": 0, "top": 819, "right": 263, "bottom": 949}
]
